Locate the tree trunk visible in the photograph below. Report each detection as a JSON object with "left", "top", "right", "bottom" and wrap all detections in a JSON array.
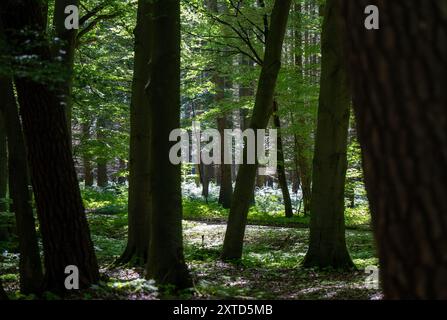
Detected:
[
  {"left": 81, "top": 123, "right": 94, "bottom": 187},
  {"left": 342, "top": 0, "right": 447, "bottom": 299},
  {"left": 96, "top": 117, "right": 108, "bottom": 187},
  {"left": 302, "top": 0, "right": 353, "bottom": 269},
  {"left": 0, "top": 0, "right": 99, "bottom": 292},
  {"left": 53, "top": 0, "right": 79, "bottom": 143},
  {"left": 146, "top": 0, "right": 191, "bottom": 289},
  {"left": 119, "top": 0, "right": 153, "bottom": 266},
  {"left": 222, "top": 0, "right": 292, "bottom": 260},
  {"left": 97, "top": 162, "right": 108, "bottom": 187},
  {"left": 239, "top": 55, "right": 255, "bottom": 205},
  {"left": 0, "top": 112, "right": 7, "bottom": 213},
  {"left": 0, "top": 78, "right": 43, "bottom": 294},
  {"left": 218, "top": 117, "right": 233, "bottom": 209},
  {"left": 0, "top": 280, "right": 7, "bottom": 300},
  {"left": 272, "top": 100, "right": 293, "bottom": 218}
]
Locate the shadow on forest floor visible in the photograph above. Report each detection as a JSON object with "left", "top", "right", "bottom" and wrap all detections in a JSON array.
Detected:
[{"left": 0, "top": 215, "right": 381, "bottom": 300}]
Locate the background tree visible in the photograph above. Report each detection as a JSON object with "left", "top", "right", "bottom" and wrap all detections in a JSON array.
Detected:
[
  {"left": 146, "top": 0, "right": 191, "bottom": 289},
  {"left": 222, "top": 0, "right": 292, "bottom": 260},
  {"left": 119, "top": 0, "right": 153, "bottom": 266},
  {"left": 302, "top": 0, "right": 353, "bottom": 269}
]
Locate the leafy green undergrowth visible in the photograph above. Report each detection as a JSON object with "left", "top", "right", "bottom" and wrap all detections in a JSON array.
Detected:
[
  {"left": 1, "top": 186, "right": 377, "bottom": 300},
  {"left": 183, "top": 198, "right": 370, "bottom": 230},
  {"left": 184, "top": 221, "right": 379, "bottom": 300}
]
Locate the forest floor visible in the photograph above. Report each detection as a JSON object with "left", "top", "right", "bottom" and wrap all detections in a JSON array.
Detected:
[{"left": 0, "top": 186, "right": 381, "bottom": 300}]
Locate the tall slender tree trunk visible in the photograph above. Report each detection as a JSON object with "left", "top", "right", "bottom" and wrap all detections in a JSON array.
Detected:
[
  {"left": 53, "top": 0, "right": 79, "bottom": 143},
  {"left": 222, "top": 0, "right": 292, "bottom": 260},
  {"left": 342, "top": 0, "right": 447, "bottom": 299},
  {"left": 218, "top": 116, "right": 233, "bottom": 209},
  {"left": 239, "top": 56, "right": 255, "bottom": 205},
  {"left": 96, "top": 118, "right": 108, "bottom": 187},
  {"left": 0, "top": 112, "right": 7, "bottom": 213},
  {"left": 0, "top": 78, "right": 43, "bottom": 294},
  {"left": 146, "top": 0, "right": 191, "bottom": 289},
  {"left": 0, "top": 0, "right": 99, "bottom": 292},
  {"left": 302, "top": 0, "right": 353, "bottom": 269},
  {"left": 273, "top": 100, "right": 293, "bottom": 218},
  {"left": 119, "top": 0, "right": 153, "bottom": 266},
  {"left": 81, "top": 123, "right": 94, "bottom": 187}
]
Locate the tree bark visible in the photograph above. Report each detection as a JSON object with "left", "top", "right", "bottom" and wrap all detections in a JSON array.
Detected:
[
  {"left": 218, "top": 116, "right": 233, "bottom": 209},
  {"left": 96, "top": 118, "right": 108, "bottom": 187},
  {"left": 0, "top": 78, "right": 44, "bottom": 294},
  {"left": 53, "top": 0, "right": 79, "bottom": 143},
  {"left": 81, "top": 123, "right": 94, "bottom": 187},
  {"left": 342, "top": 0, "right": 447, "bottom": 298},
  {"left": 0, "top": 111, "right": 7, "bottom": 213},
  {"left": 222, "top": 0, "right": 292, "bottom": 260},
  {"left": 0, "top": 0, "right": 99, "bottom": 292},
  {"left": 146, "top": 0, "right": 191, "bottom": 289},
  {"left": 119, "top": 0, "right": 153, "bottom": 266},
  {"left": 302, "top": 0, "right": 354, "bottom": 269},
  {"left": 272, "top": 99, "right": 293, "bottom": 218}
]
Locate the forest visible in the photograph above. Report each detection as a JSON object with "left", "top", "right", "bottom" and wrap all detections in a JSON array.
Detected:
[{"left": 0, "top": 0, "right": 446, "bottom": 303}]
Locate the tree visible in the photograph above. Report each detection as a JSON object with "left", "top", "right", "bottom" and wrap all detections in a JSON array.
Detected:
[
  {"left": 0, "top": 280, "right": 7, "bottom": 300},
  {"left": 119, "top": 0, "right": 153, "bottom": 266},
  {"left": 0, "top": 0, "right": 99, "bottom": 292},
  {"left": 0, "top": 78, "right": 44, "bottom": 294},
  {"left": 146, "top": 0, "right": 191, "bottom": 289},
  {"left": 53, "top": 0, "right": 79, "bottom": 140},
  {"left": 342, "top": 0, "right": 447, "bottom": 298},
  {"left": 302, "top": 0, "right": 354, "bottom": 269},
  {"left": 222, "top": 0, "right": 292, "bottom": 260},
  {"left": 0, "top": 111, "right": 6, "bottom": 214},
  {"left": 272, "top": 99, "right": 293, "bottom": 218}
]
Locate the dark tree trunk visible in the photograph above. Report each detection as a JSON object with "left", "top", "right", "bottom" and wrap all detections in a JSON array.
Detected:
[
  {"left": 119, "top": 0, "right": 153, "bottom": 266},
  {"left": 342, "top": 0, "right": 447, "bottom": 299},
  {"left": 218, "top": 117, "right": 233, "bottom": 209},
  {"left": 146, "top": 0, "right": 191, "bottom": 289},
  {"left": 117, "top": 159, "right": 127, "bottom": 185},
  {"left": 97, "top": 162, "right": 108, "bottom": 187},
  {"left": 0, "top": 111, "right": 7, "bottom": 213},
  {"left": 302, "top": 0, "right": 354, "bottom": 269},
  {"left": 272, "top": 100, "right": 293, "bottom": 218},
  {"left": 0, "top": 78, "right": 43, "bottom": 294},
  {"left": 81, "top": 123, "right": 94, "bottom": 187},
  {"left": 222, "top": 0, "right": 292, "bottom": 260},
  {"left": 0, "top": 280, "right": 7, "bottom": 300},
  {"left": 96, "top": 117, "right": 108, "bottom": 187},
  {"left": 53, "top": 0, "right": 79, "bottom": 143},
  {"left": 0, "top": 0, "right": 99, "bottom": 292}
]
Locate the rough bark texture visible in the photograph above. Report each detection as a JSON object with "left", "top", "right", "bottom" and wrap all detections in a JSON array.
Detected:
[
  {"left": 0, "top": 0, "right": 99, "bottom": 292},
  {"left": 303, "top": 0, "right": 354, "bottom": 269},
  {"left": 119, "top": 0, "right": 153, "bottom": 266},
  {"left": 146, "top": 0, "right": 191, "bottom": 289},
  {"left": 0, "top": 111, "right": 7, "bottom": 213},
  {"left": 0, "top": 78, "right": 43, "bottom": 294},
  {"left": 273, "top": 100, "right": 293, "bottom": 218},
  {"left": 53, "top": 0, "right": 79, "bottom": 141},
  {"left": 342, "top": 0, "right": 447, "bottom": 298},
  {"left": 222, "top": 0, "right": 292, "bottom": 260}
]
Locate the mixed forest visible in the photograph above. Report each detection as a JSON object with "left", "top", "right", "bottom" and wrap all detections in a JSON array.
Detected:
[{"left": 0, "top": 0, "right": 446, "bottom": 300}]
